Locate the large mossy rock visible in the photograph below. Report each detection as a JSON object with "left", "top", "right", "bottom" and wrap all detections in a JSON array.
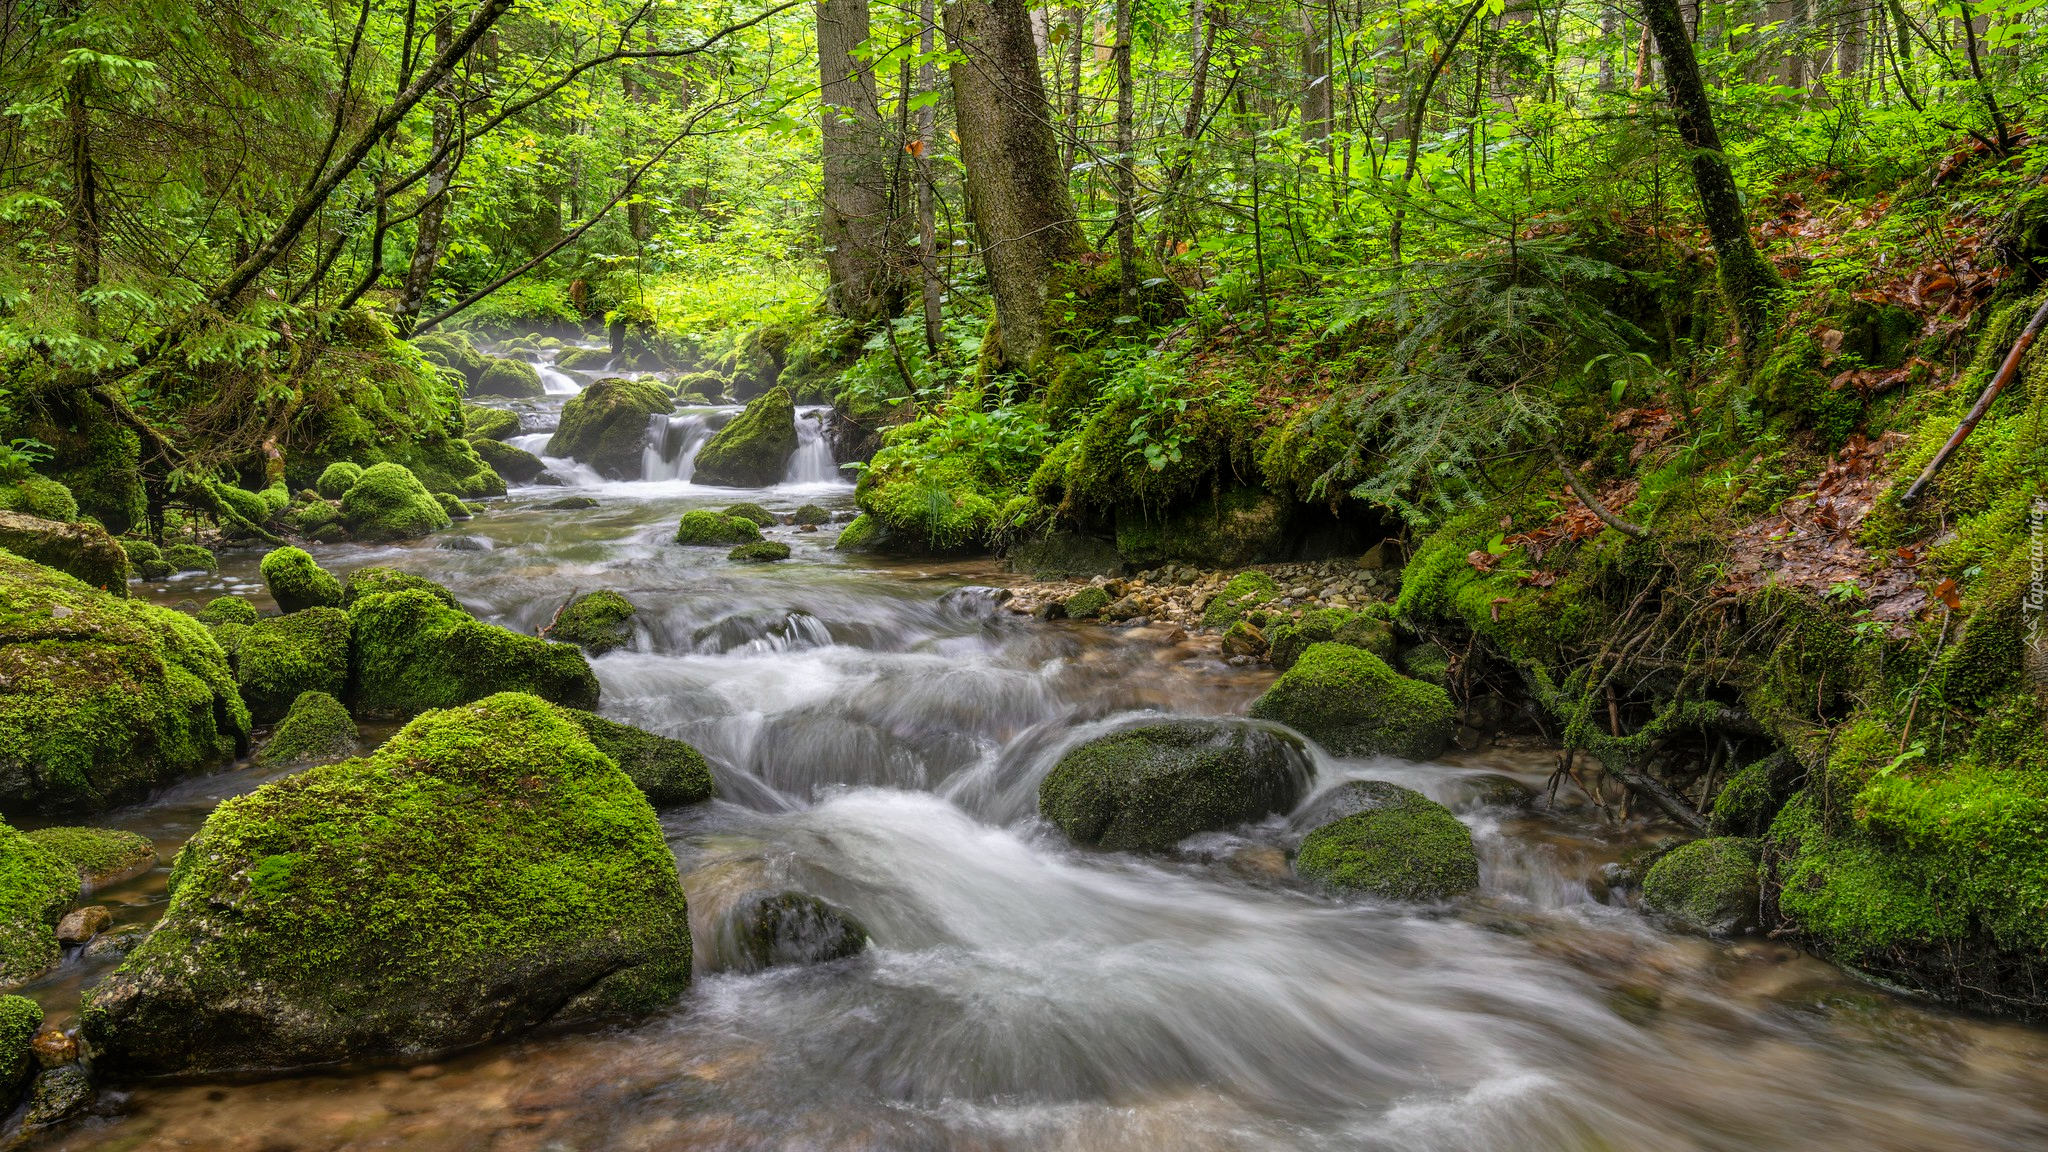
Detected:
[
  {"left": 1293, "top": 781, "right": 1479, "bottom": 901},
  {"left": 546, "top": 591, "right": 636, "bottom": 654},
  {"left": 340, "top": 566, "right": 464, "bottom": 611},
  {"left": 349, "top": 588, "right": 598, "bottom": 717},
  {"left": 0, "top": 822, "right": 82, "bottom": 987},
  {"left": 236, "top": 607, "right": 350, "bottom": 724},
  {"left": 0, "top": 476, "right": 79, "bottom": 522},
  {"left": 1248, "top": 643, "right": 1456, "bottom": 760},
  {"left": 413, "top": 331, "right": 487, "bottom": 382},
  {"left": 472, "top": 357, "right": 544, "bottom": 399},
  {"left": 547, "top": 377, "right": 670, "bottom": 479},
  {"left": 1266, "top": 608, "right": 1395, "bottom": 670},
  {"left": 1642, "top": 837, "right": 1762, "bottom": 935},
  {"left": 693, "top": 386, "right": 797, "bottom": 487},
  {"left": 461, "top": 404, "right": 521, "bottom": 442},
  {"left": 259, "top": 547, "right": 342, "bottom": 614},
  {"left": 565, "top": 711, "right": 714, "bottom": 806},
  {"left": 1115, "top": 487, "right": 1291, "bottom": 569},
  {"left": 0, "top": 511, "right": 130, "bottom": 594},
  {"left": 25, "top": 826, "right": 157, "bottom": 892},
  {"left": 1039, "top": 719, "right": 1311, "bottom": 851},
  {"left": 81, "top": 693, "right": 694, "bottom": 1075},
  {"left": 471, "top": 437, "right": 546, "bottom": 484},
  {"left": 258, "top": 691, "right": 358, "bottom": 765},
  {"left": 340, "top": 462, "right": 452, "bottom": 541},
  {"left": 0, "top": 551, "right": 249, "bottom": 813}
]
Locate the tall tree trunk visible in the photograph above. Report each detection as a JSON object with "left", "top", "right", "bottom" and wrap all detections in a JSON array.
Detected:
[
  {"left": 818, "top": 0, "right": 900, "bottom": 323},
  {"left": 1301, "top": 7, "right": 1331, "bottom": 148},
  {"left": 66, "top": 69, "right": 100, "bottom": 334},
  {"left": 1640, "top": 0, "right": 1781, "bottom": 360},
  {"left": 1062, "top": 6, "right": 1085, "bottom": 174},
  {"left": 946, "top": 0, "right": 1082, "bottom": 372},
  {"left": 1114, "top": 0, "right": 1136, "bottom": 306},
  {"left": 1599, "top": 9, "right": 1620, "bottom": 90},
  {"left": 397, "top": 8, "right": 457, "bottom": 335},
  {"left": 1155, "top": 0, "right": 1213, "bottom": 258},
  {"left": 916, "top": 0, "right": 945, "bottom": 352}
]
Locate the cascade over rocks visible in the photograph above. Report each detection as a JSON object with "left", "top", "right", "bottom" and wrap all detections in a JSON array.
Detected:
[
  {"left": 547, "top": 377, "right": 672, "bottom": 479},
  {"left": 0, "top": 551, "right": 249, "bottom": 813},
  {"left": 1040, "top": 719, "right": 1311, "bottom": 851},
  {"left": 81, "top": 694, "right": 694, "bottom": 1075},
  {"left": 693, "top": 387, "right": 797, "bottom": 487}
]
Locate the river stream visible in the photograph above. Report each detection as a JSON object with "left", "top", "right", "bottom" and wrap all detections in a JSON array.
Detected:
[{"left": 21, "top": 346, "right": 2048, "bottom": 1150}]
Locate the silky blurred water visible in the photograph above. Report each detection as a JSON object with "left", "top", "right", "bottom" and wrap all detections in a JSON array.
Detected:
[{"left": 29, "top": 372, "right": 2048, "bottom": 1151}]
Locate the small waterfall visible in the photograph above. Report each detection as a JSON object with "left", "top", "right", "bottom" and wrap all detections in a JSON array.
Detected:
[
  {"left": 783, "top": 407, "right": 839, "bottom": 485},
  {"left": 536, "top": 358, "right": 581, "bottom": 396},
  {"left": 643, "top": 411, "right": 721, "bottom": 482}
]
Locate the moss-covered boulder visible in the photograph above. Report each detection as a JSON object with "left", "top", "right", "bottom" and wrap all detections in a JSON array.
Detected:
[
  {"left": 1039, "top": 719, "right": 1311, "bottom": 852},
  {"left": 23, "top": 827, "right": 156, "bottom": 892},
  {"left": 0, "top": 823, "right": 81, "bottom": 988},
  {"left": 413, "top": 331, "right": 487, "bottom": 382},
  {"left": 0, "top": 552, "right": 249, "bottom": 812},
  {"left": 315, "top": 461, "right": 363, "bottom": 500},
  {"left": 546, "top": 591, "right": 636, "bottom": 655},
  {"left": 340, "top": 463, "right": 451, "bottom": 541},
  {"left": 1064, "top": 586, "right": 1112, "bottom": 620},
  {"left": 672, "top": 371, "right": 727, "bottom": 403},
  {"left": 833, "top": 513, "right": 885, "bottom": 552},
  {"left": 1116, "top": 488, "right": 1292, "bottom": 569},
  {"left": 0, "top": 510, "right": 130, "bottom": 594},
  {"left": 547, "top": 377, "right": 670, "bottom": 480},
  {"left": 674, "top": 510, "right": 761, "bottom": 546},
  {"left": 1201, "top": 571, "right": 1278, "bottom": 627},
  {"left": 339, "top": 566, "right": 463, "bottom": 611},
  {"left": 0, "top": 476, "right": 78, "bottom": 522},
  {"left": 720, "top": 503, "right": 777, "bottom": 527},
  {"left": 349, "top": 588, "right": 597, "bottom": 717},
  {"left": 1294, "top": 783, "right": 1479, "bottom": 901},
  {"left": 723, "top": 891, "right": 866, "bottom": 971},
  {"left": 1249, "top": 644, "right": 1456, "bottom": 760},
  {"left": 471, "top": 437, "right": 546, "bottom": 484},
  {"left": 565, "top": 711, "right": 714, "bottom": 805},
  {"left": 1642, "top": 837, "right": 1762, "bottom": 935},
  {"left": 120, "top": 539, "right": 169, "bottom": 580},
  {"left": 0, "top": 995, "right": 41, "bottom": 1110},
  {"left": 729, "top": 541, "right": 791, "bottom": 563},
  {"left": 791, "top": 503, "right": 832, "bottom": 526},
  {"left": 693, "top": 387, "right": 797, "bottom": 487},
  {"left": 1220, "top": 619, "right": 1267, "bottom": 659},
  {"left": 162, "top": 543, "right": 216, "bottom": 572},
  {"left": 258, "top": 690, "right": 358, "bottom": 765},
  {"left": 259, "top": 547, "right": 342, "bottom": 615},
  {"left": 461, "top": 404, "right": 521, "bottom": 442},
  {"left": 472, "top": 357, "right": 544, "bottom": 399},
  {"left": 1267, "top": 608, "right": 1395, "bottom": 670},
  {"left": 555, "top": 346, "right": 611, "bottom": 371},
  {"left": 236, "top": 607, "right": 350, "bottom": 724},
  {"left": 81, "top": 693, "right": 693, "bottom": 1074},
  {"left": 195, "top": 596, "right": 258, "bottom": 627}
]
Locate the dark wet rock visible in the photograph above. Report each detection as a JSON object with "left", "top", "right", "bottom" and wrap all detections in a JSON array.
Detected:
[
  {"left": 565, "top": 711, "right": 713, "bottom": 806},
  {"left": 725, "top": 891, "right": 867, "bottom": 971},
  {"left": 1040, "top": 719, "right": 1311, "bottom": 852},
  {"left": 1294, "top": 783, "right": 1479, "bottom": 901},
  {"left": 82, "top": 925, "right": 146, "bottom": 961},
  {"left": 437, "top": 535, "right": 493, "bottom": 551},
  {"left": 1116, "top": 487, "right": 1291, "bottom": 569},
  {"left": 20, "top": 1063, "right": 94, "bottom": 1131},
  {"left": 80, "top": 694, "right": 693, "bottom": 1075},
  {"left": 1007, "top": 532, "right": 1124, "bottom": 579}
]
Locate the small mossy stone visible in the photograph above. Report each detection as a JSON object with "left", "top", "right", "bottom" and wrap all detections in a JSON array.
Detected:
[
  {"left": 472, "top": 357, "right": 544, "bottom": 399},
  {"left": 288, "top": 500, "right": 344, "bottom": 536},
  {"left": 724, "top": 891, "right": 866, "bottom": 971},
  {"left": 834, "top": 513, "right": 884, "bottom": 551},
  {"left": 162, "top": 543, "right": 217, "bottom": 573},
  {"left": 260, "top": 547, "right": 343, "bottom": 615},
  {"left": 435, "top": 492, "right": 468, "bottom": 518},
  {"left": 339, "top": 566, "right": 463, "bottom": 611},
  {"left": 1220, "top": 620, "right": 1267, "bottom": 659},
  {"left": 1268, "top": 608, "right": 1396, "bottom": 670},
  {"left": 790, "top": 503, "right": 832, "bottom": 526},
  {"left": 80, "top": 694, "right": 692, "bottom": 1076},
  {"left": 118, "top": 539, "right": 159, "bottom": 567},
  {"left": 1201, "top": 571, "right": 1279, "bottom": 627},
  {"left": 315, "top": 462, "right": 364, "bottom": 501},
  {"left": 1642, "top": 837, "right": 1762, "bottom": 936},
  {"left": 1294, "top": 785, "right": 1479, "bottom": 901},
  {"left": 1039, "top": 719, "right": 1311, "bottom": 852},
  {"left": 348, "top": 588, "right": 598, "bottom": 717},
  {"left": 1248, "top": 643, "right": 1456, "bottom": 760},
  {"left": 19, "top": 1063, "right": 92, "bottom": 1131},
  {"left": 536, "top": 495, "right": 600, "bottom": 510},
  {"left": 721, "top": 503, "right": 777, "bottom": 527},
  {"left": 0, "top": 994, "right": 42, "bottom": 1107},
  {"left": 547, "top": 591, "right": 637, "bottom": 655},
  {"left": 1064, "top": 586, "right": 1112, "bottom": 620},
  {"left": 729, "top": 541, "right": 791, "bottom": 563},
  {"left": 0, "top": 476, "right": 78, "bottom": 522},
  {"left": 564, "top": 711, "right": 713, "bottom": 806},
  {"left": 461, "top": 404, "right": 521, "bottom": 442},
  {"left": 546, "top": 377, "right": 671, "bottom": 480},
  {"left": 471, "top": 438, "right": 547, "bottom": 484},
  {"left": 694, "top": 387, "right": 797, "bottom": 487},
  {"left": 259, "top": 691, "right": 358, "bottom": 766},
  {"left": 1291, "top": 779, "right": 1430, "bottom": 830},
  {"left": 0, "top": 511, "right": 131, "bottom": 593},
  {"left": 23, "top": 827, "right": 156, "bottom": 892},
  {"left": 341, "top": 463, "right": 450, "bottom": 542},
  {"left": 675, "top": 510, "right": 761, "bottom": 546},
  {"left": 0, "top": 552, "right": 249, "bottom": 812},
  {"left": 236, "top": 607, "right": 351, "bottom": 724},
  {"left": 195, "top": 596, "right": 258, "bottom": 627}
]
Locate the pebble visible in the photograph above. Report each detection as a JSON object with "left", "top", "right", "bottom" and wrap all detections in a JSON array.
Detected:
[
  {"left": 55, "top": 905, "right": 111, "bottom": 944},
  {"left": 31, "top": 1030, "right": 78, "bottom": 1068}
]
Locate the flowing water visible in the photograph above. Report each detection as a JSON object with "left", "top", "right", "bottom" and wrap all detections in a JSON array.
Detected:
[{"left": 21, "top": 355, "right": 2048, "bottom": 1151}]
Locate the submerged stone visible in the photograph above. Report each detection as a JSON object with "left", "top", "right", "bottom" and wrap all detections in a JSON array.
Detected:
[
  {"left": 1039, "top": 719, "right": 1311, "bottom": 852},
  {"left": 724, "top": 891, "right": 867, "bottom": 971},
  {"left": 1293, "top": 783, "right": 1479, "bottom": 901},
  {"left": 81, "top": 693, "right": 693, "bottom": 1075}
]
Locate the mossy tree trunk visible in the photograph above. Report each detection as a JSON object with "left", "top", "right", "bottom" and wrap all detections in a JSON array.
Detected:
[
  {"left": 946, "top": 0, "right": 1081, "bottom": 372},
  {"left": 396, "top": 6, "right": 457, "bottom": 336},
  {"left": 1639, "top": 0, "right": 1781, "bottom": 363},
  {"left": 818, "top": 0, "right": 902, "bottom": 324}
]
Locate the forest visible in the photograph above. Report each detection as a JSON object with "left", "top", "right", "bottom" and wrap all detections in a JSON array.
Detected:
[{"left": 0, "top": 0, "right": 2046, "bottom": 1144}]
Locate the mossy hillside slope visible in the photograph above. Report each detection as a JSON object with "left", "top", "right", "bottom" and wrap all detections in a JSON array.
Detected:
[
  {"left": 1248, "top": 643, "right": 1456, "bottom": 761},
  {"left": 694, "top": 386, "right": 797, "bottom": 487},
  {"left": 1039, "top": 719, "right": 1310, "bottom": 851},
  {"left": 81, "top": 693, "right": 694, "bottom": 1074},
  {"left": 547, "top": 377, "right": 671, "bottom": 479},
  {"left": 0, "top": 551, "right": 249, "bottom": 813},
  {"left": 349, "top": 588, "right": 599, "bottom": 717}
]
